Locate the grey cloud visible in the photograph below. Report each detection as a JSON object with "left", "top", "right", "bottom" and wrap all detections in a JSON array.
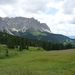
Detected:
[
  {"left": 21, "top": 0, "right": 48, "bottom": 13},
  {"left": 69, "top": 18, "right": 75, "bottom": 24},
  {"left": 0, "top": 0, "right": 18, "bottom": 5},
  {"left": 0, "top": 0, "right": 50, "bottom": 14},
  {"left": 18, "top": 0, "right": 70, "bottom": 13},
  {"left": 0, "top": 0, "right": 64, "bottom": 14},
  {"left": 63, "top": 0, "right": 75, "bottom": 14}
]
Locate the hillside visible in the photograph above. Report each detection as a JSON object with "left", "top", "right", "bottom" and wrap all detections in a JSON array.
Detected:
[
  {"left": 0, "top": 17, "right": 75, "bottom": 44},
  {"left": 19, "top": 31, "right": 75, "bottom": 44}
]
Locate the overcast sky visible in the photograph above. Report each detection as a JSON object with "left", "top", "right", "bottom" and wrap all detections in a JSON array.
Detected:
[{"left": 0, "top": 0, "right": 75, "bottom": 36}]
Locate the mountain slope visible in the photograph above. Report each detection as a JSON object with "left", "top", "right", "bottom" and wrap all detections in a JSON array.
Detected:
[
  {"left": 0, "top": 17, "right": 75, "bottom": 44},
  {"left": 19, "top": 31, "right": 75, "bottom": 44}
]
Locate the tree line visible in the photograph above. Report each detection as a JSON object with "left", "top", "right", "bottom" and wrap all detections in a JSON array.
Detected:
[{"left": 0, "top": 32, "right": 75, "bottom": 51}]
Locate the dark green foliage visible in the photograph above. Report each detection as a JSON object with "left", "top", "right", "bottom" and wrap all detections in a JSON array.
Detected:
[
  {"left": 15, "top": 45, "right": 18, "bottom": 48},
  {"left": 26, "top": 45, "right": 29, "bottom": 50},
  {"left": 0, "top": 31, "right": 75, "bottom": 51},
  {"left": 5, "top": 49, "right": 9, "bottom": 56},
  {"left": 19, "top": 46, "right": 22, "bottom": 51},
  {"left": 6, "top": 37, "right": 15, "bottom": 49},
  {"left": 25, "top": 38, "right": 29, "bottom": 50},
  {"left": 20, "top": 38, "right": 26, "bottom": 50},
  {"left": 42, "top": 41, "right": 64, "bottom": 51},
  {"left": 0, "top": 32, "right": 8, "bottom": 44},
  {"left": 65, "top": 43, "right": 73, "bottom": 49},
  {"left": 19, "top": 38, "right": 29, "bottom": 50}
]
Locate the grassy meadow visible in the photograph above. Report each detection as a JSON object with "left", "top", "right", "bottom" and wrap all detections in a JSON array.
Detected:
[{"left": 0, "top": 44, "right": 75, "bottom": 75}]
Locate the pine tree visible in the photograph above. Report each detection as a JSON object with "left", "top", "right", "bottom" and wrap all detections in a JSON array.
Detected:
[
  {"left": 6, "top": 36, "right": 15, "bottom": 49},
  {"left": 20, "top": 38, "right": 26, "bottom": 50},
  {"left": 25, "top": 38, "right": 29, "bottom": 50}
]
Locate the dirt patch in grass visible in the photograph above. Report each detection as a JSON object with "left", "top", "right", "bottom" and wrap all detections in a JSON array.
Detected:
[{"left": 60, "top": 49, "right": 75, "bottom": 52}]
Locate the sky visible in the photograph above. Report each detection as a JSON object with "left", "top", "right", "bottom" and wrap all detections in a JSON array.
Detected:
[{"left": 0, "top": 0, "right": 75, "bottom": 36}]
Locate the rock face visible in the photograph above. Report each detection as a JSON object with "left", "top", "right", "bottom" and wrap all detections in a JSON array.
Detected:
[{"left": 0, "top": 17, "right": 51, "bottom": 35}]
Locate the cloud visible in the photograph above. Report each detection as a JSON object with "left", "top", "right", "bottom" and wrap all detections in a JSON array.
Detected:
[
  {"left": 22, "top": 0, "right": 48, "bottom": 13},
  {"left": 63, "top": 0, "right": 75, "bottom": 14},
  {"left": 0, "top": 0, "right": 75, "bottom": 36},
  {"left": 70, "top": 18, "right": 75, "bottom": 24},
  {"left": 0, "top": 0, "right": 18, "bottom": 5}
]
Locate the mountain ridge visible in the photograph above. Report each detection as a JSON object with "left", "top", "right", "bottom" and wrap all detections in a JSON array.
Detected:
[
  {"left": 0, "top": 17, "right": 51, "bottom": 35},
  {"left": 0, "top": 17, "right": 75, "bottom": 44}
]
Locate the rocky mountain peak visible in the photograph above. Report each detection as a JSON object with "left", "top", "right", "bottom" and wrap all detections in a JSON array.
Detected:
[{"left": 0, "top": 17, "right": 51, "bottom": 35}]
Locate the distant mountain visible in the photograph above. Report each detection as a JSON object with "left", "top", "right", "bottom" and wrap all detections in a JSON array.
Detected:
[{"left": 0, "top": 17, "right": 75, "bottom": 44}]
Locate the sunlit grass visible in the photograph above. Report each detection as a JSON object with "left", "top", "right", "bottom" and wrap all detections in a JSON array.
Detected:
[
  {"left": 31, "top": 31, "right": 47, "bottom": 36},
  {"left": 0, "top": 44, "right": 75, "bottom": 75}
]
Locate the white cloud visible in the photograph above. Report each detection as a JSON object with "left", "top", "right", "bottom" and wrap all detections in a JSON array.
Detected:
[
  {"left": 0, "top": 9, "right": 6, "bottom": 17},
  {"left": 0, "top": 0, "right": 75, "bottom": 36}
]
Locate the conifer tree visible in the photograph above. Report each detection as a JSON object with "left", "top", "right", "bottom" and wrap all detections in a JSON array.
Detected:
[
  {"left": 6, "top": 36, "right": 15, "bottom": 49},
  {"left": 25, "top": 38, "right": 29, "bottom": 50},
  {"left": 20, "top": 38, "right": 26, "bottom": 50}
]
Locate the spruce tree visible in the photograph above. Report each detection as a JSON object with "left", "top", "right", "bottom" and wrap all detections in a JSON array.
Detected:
[
  {"left": 25, "top": 38, "right": 29, "bottom": 50},
  {"left": 6, "top": 36, "right": 15, "bottom": 49},
  {"left": 20, "top": 38, "right": 26, "bottom": 50}
]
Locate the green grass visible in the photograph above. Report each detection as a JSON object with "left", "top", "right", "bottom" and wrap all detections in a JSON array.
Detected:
[
  {"left": 31, "top": 31, "right": 47, "bottom": 36},
  {"left": 0, "top": 44, "right": 75, "bottom": 75}
]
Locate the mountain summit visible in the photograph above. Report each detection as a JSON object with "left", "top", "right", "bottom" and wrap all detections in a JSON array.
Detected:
[{"left": 0, "top": 17, "right": 51, "bottom": 35}]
